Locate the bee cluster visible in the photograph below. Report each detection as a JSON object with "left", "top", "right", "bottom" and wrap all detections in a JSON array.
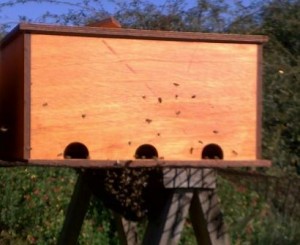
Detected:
[{"left": 104, "top": 168, "right": 160, "bottom": 221}]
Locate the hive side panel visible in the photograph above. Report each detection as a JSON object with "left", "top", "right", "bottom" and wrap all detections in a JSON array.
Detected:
[
  {"left": 30, "top": 34, "right": 259, "bottom": 161},
  {"left": 256, "top": 45, "right": 263, "bottom": 159},
  {"left": 0, "top": 34, "right": 28, "bottom": 160}
]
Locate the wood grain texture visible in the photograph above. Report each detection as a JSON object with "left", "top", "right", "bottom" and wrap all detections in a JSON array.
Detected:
[
  {"left": 256, "top": 45, "right": 263, "bottom": 159},
  {"left": 30, "top": 34, "right": 260, "bottom": 161},
  {"left": 0, "top": 34, "right": 26, "bottom": 160},
  {"left": 24, "top": 34, "right": 31, "bottom": 159},
  {"left": 163, "top": 168, "right": 216, "bottom": 188}
]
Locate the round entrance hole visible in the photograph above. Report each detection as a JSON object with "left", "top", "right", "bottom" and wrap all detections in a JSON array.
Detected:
[
  {"left": 64, "top": 142, "right": 89, "bottom": 159},
  {"left": 135, "top": 144, "right": 158, "bottom": 159},
  {"left": 201, "top": 143, "right": 223, "bottom": 159}
]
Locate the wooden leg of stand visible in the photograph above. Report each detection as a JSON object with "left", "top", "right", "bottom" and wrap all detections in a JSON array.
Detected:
[
  {"left": 114, "top": 212, "right": 139, "bottom": 245},
  {"left": 189, "top": 189, "right": 230, "bottom": 245},
  {"left": 143, "top": 190, "right": 193, "bottom": 245},
  {"left": 57, "top": 171, "right": 92, "bottom": 245}
]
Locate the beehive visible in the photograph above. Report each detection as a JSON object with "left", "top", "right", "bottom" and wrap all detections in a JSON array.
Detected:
[{"left": 0, "top": 23, "right": 268, "bottom": 164}]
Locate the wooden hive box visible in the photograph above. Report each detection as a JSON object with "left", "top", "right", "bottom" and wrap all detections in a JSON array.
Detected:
[{"left": 0, "top": 23, "right": 269, "bottom": 166}]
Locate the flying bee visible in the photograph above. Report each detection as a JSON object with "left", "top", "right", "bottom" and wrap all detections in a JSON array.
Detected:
[{"left": 0, "top": 126, "right": 8, "bottom": 132}]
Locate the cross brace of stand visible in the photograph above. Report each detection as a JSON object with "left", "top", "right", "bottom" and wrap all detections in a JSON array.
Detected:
[{"left": 57, "top": 168, "right": 230, "bottom": 245}]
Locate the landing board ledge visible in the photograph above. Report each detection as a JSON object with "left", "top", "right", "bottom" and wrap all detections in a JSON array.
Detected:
[{"left": 0, "top": 159, "right": 271, "bottom": 168}]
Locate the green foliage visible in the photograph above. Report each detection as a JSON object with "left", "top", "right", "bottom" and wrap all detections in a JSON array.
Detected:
[
  {"left": 260, "top": 0, "right": 300, "bottom": 173},
  {"left": 178, "top": 218, "right": 197, "bottom": 245},
  {"left": 218, "top": 176, "right": 270, "bottom": 244},
  {"left": 0, "top": 168, "right": 118, "bottom": 244},
  {"left": 79, "top": 198, "right": 118, "bottom": 245},
  {"left": 0, "top": 167, "right": 75, "bottom": 244},
  {"left": 218, "top": 175, "right": 300, "bottom": 245},
  {"left": 251, "top": 213, "right": 300, "bottom": 245}
]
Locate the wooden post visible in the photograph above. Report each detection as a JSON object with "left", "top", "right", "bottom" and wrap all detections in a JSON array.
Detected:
[
  {"left": 189, "top": 189, "right": 230, "bottom": 245},
  {"left": 57, "top": 168, "right": 229, "bottom": 245},
  {"left": 143, "top": 189, "right": 193, "bottom": 245},
  {"left": 142, "top": 168, "right": 228, "bottom": 245},
  {"left": 114, "top": 212, "right": 139, "bottom": 245},
  {"left": 57, "top": 171, "right": 92, "bottom": 245}
]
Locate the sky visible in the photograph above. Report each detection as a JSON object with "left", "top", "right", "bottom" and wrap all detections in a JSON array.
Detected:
[
  {"left": 0, "top": 0, "right": 253, "bottom": 32},
  {"left": 0, "top": 0, "right": 186, "bottom": 31},
  {"left": 0, "top": 0, "right": 110, "bottom": 27}
]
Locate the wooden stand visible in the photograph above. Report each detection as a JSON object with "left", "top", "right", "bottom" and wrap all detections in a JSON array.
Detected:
[{"left": 58, "top": 168, "right": 230, "bottom": 245}]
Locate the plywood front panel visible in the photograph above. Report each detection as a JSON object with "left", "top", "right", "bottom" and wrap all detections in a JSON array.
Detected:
[{"left": 30, "top": 34, "right": 258, "bottom": 161}]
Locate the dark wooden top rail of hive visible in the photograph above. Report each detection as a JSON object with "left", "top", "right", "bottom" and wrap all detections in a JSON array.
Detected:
[{"left": 0, "top": 23, "right": 268, "bottom": 48}]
